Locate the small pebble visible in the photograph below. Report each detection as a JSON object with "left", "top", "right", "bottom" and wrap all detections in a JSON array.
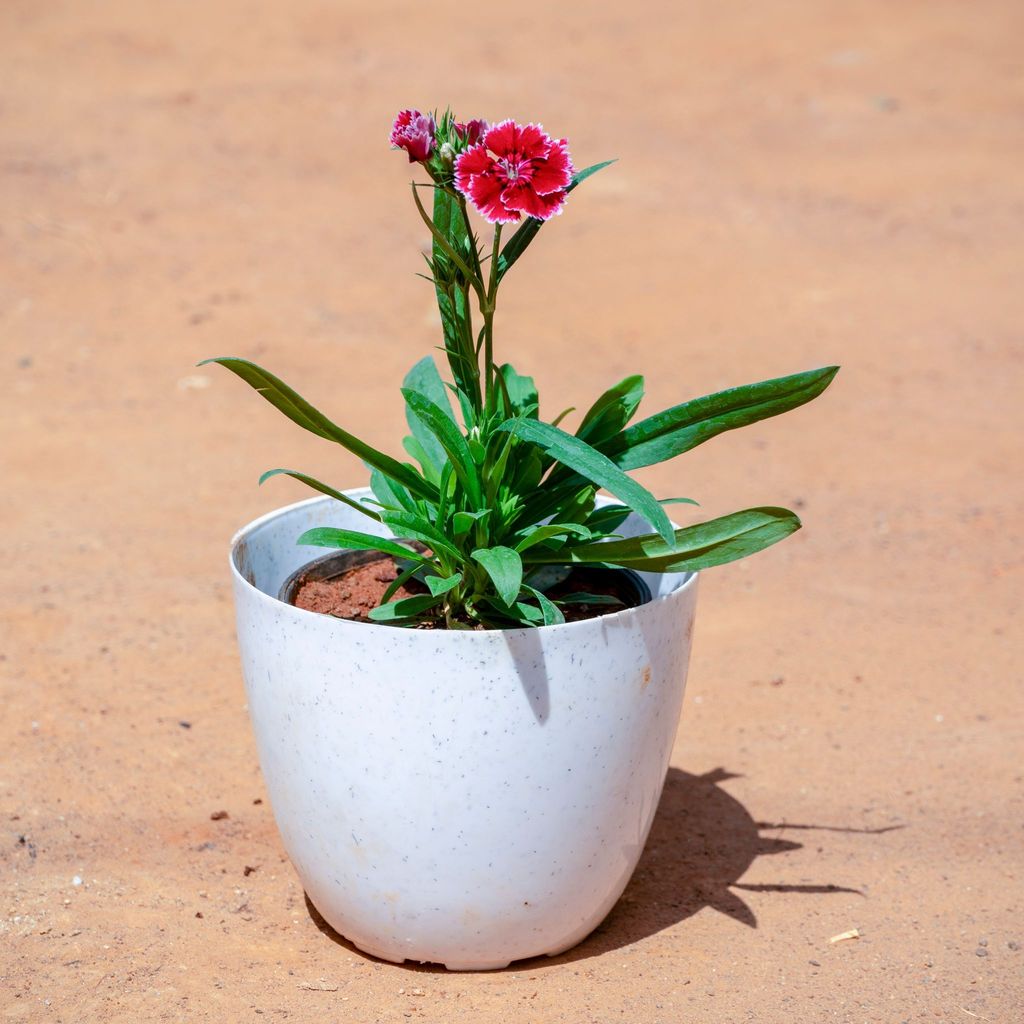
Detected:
[
  {"left": 72, "top": 876, "right": 82, "bottom": 886},
  {"left": 975, "top": 948, "right": 988, "bottom": 957},
  {"left": 808, "top": 959, "right": 821, "bottom": 967},
  {"left": 978, "top": 937, "right": 988, "bottom": 947},
  {"left": 1008, "top": 940, "right": 1020, "bottom": 951},
  {"left": 210, "top": 810, "right": 229, "bottom": 821}
]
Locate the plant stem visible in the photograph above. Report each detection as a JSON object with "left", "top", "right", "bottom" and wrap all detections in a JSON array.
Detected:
[{"left": 483, "top": 224, "right": 502, "bottom": 410}]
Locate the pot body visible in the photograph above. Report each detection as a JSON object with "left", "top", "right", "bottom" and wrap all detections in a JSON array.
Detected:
[{"left": 230, "top": 491, "right": 698, "bottom": 970}]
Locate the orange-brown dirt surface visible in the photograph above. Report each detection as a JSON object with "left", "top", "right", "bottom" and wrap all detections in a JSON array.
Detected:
[{"left": 3, "top": 1, "right": 1023, "bottom": 1021}]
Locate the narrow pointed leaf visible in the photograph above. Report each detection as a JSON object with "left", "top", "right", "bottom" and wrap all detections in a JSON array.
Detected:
[
  {"left": 379, "top": 510, "right": 463, "bottom": 561},
  {"left": 513, "top": 522, "right": 593, "bottom": 553},
  {"left": 258, "top": 469, "right": 381, "bottom": 522},
  {"left": 403, "top": 356, "right": 456, "bottom": 473},
  {"left": 402, "top": 388, "right": 482, "bottom": 506},
  {"left": 295, "top": 527, "right": 432, "bottom": 564},
  {"left": 576, "top": 374, "right": 645, "bottom": 445},
  {"left": 497, "top": 160, "right": 616, "bottom": 280},
  {"left": 367, "top": 594, "right": 442, "bottom": 622},
  {"left": 523, "top": 585, "right": 565, "bottom": 626},
  {"left": 402, "top": 435, "right": 441, "bottom": 485},
  {"left": 381, "top": 561, "right": 423, "bottom": 603},
  {"left": 602, "top": 366, "right": 840, "bottom": 470},
  {"left": 497, "top": 418, "right": 675, "bottom": 543},
  {"left": 200, "top": 357, "right": 435, "bottom": 500},
  {"left": 522, "top": 507, "right": 801, "bottom": 572},
  {"left": 369, "top": 467, "right": 418, "bottom": 513}
]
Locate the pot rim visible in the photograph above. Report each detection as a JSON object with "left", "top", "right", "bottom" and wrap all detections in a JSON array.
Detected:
[{"left": 229, "top": 491, "right": 697, "bottom": 639}]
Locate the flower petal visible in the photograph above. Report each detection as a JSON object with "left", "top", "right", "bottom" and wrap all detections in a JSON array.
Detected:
[
  {"left": 389, "top": 109, "right": 415, "bottom": 144},
  {"left": 501, "top": 182, "right": 567, "bottom": 220},
  {"left": 482, "top": 119, "right": 519, "bottom": 157},
  {"left": 515, "top": 123, "right": 552, "bottom": 160},
  {"left": 469, "top": 173, "right": 521, "bottom": 224},
  {"left": 529, "top": 138, "right": 574, "bottom": 195},
  {"left": 454, "top": 144, "right": 494, "bottom": 194}
]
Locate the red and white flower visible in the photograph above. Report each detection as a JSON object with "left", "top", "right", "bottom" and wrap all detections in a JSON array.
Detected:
[
  {"left": 454, "top": 120, "right": 574, "bottom": 224},
  {"left": 389, "top": 109, "right": 436, "bottom": 163}
]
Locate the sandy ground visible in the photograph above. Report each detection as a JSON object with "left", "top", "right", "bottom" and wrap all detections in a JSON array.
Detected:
[{"left": 3, "top": 1, "right": 1023, "bottom": 1020}]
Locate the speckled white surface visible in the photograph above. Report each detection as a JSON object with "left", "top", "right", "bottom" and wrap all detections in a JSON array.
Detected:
[{"left": 229, "top": 491, "right": 699, "bottom": 970}]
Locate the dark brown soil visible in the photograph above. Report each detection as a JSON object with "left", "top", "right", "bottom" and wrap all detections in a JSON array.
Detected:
[
  {"left": 292, "top": 556, "right": 426, "bottom": 620},
  {"left": 290, "top": 554, "right": 643, "bottom": 625}
]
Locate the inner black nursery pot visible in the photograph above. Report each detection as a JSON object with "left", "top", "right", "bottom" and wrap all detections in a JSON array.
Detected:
[{"left": 280, "top": 548, "right": 652, "bottom": 627}]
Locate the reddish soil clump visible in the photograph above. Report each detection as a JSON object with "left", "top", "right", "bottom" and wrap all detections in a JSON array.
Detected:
[{"left": 292, "top": 556, "right": 426, "bottom": 620}]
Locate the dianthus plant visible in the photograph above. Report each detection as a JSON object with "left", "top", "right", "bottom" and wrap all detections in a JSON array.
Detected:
[{"left": 204, "top": 109, "right": 837, "bottom": 629}]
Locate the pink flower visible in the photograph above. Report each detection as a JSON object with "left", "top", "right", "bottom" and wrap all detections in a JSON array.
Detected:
[
  {"left": 389, "top": 109, "right": 436, "bottom": 163},
  {"left": 453, "top": 118, "right": 488, "bottom": 146},
  {"left": 454, "top": 120, "right": 574, "bottom": 224}
]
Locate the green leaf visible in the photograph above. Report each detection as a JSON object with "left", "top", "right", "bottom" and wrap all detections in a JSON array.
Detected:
[
  {"left": 258, "top": 469, "right": 381, "bottom": 523},
  {"left": 496, "top": 160, "right": 616, "bottom": 280},
  {"left": 585, "top": 504, "right": 632, "bottom": 535},
  {"left": 402, "top": 388, "right": 482, "bottom": 507},
  {"left": 402, "top": 435, "right": 442, "bottom": 485},
  {"left": 381, "top": 561, "right": 423, "bottom": 603},
  {"left": 556, "top": 592, "right": 625, "bottom": 606},
  {"left": 378, "top": 511, "right": 463, "bottom": 561},
  {"left": 498, "top": 363, "right": 539, "bottom": 417},
  {"left": 571, "top": 158, "right": 618, "bottom": 187},
  {"left": 576, "top": 375, "right": 645, "bottom": 445},
  {"left": 295, "top": 527, "right": 432, "bottom": 564},
  {"left": 452, "top": 509, "right": 489, "bottom": 537},
  {"left": 425, "top": 572, "right": 462, "bottom": 597},
  {"left": 523, "top": 585, "right": 566, "bottom": 625},
  {"left": 478, "top": 597, "right": 544, "bottom": 626},
  {"left": 602, "top": 366, "right": 840, "bottom": 470},
  {"left": 200, "top": 357, "right": 435, "bottom": 501},
  {"left": 367, "top": 594, "right": 442, "bottom": 622},
  {"left": 471, "top": 546, "right": 524, "bottom": 607},
  {"left": 369, "top": 467, "right": 418, "bottom": 513},
  {"left": 496, "top": 418, "right": 675, "bottom": 544},
  {"left": 430, "top": 187, "right": 481, "bottom": 408},
  {"left": 523, "top": 507, "right": 801, "bottom": 572},
  {"left": 513, "top": 522, "right": 593, "bottom": 553},
  {"left": 510, "top": 450, "right": 544, "bottom": 493},
  {"left": 403, "top": 356, "right": 456, "bottom": 473}
]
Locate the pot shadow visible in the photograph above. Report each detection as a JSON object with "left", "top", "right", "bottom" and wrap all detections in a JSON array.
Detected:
[
  {"left": 305, "top": 766, "right": 895, "bottom": 971},
  {"left": 544, "top": 766, "right": 879, "bottom": 964}
]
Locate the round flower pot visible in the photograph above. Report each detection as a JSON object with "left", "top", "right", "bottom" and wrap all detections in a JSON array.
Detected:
[{"left": 229, "top": 490, "right": 699, "bottom": 970}]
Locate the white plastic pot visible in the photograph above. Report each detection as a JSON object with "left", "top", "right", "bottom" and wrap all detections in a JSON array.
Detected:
[{"left": 229, "top": 490, "right": 698, "bottom": 970}]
